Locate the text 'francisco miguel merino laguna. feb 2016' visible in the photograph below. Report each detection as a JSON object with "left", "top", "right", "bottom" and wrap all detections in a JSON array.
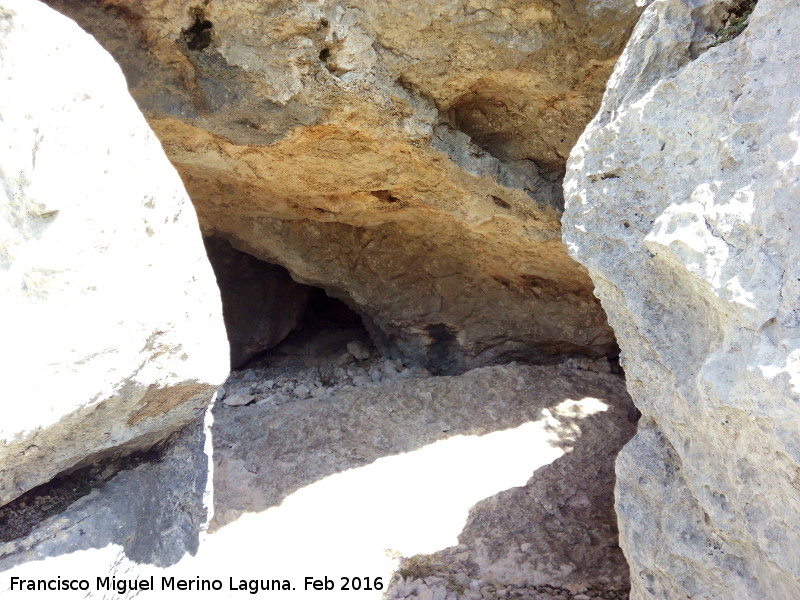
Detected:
[{"left": 8, "top": 574, "right": 387, "bottom": 594}]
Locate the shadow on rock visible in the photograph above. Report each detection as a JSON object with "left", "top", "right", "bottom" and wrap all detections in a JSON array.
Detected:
[
  {"left": 0, "top": 419, "right": 210, "bottom": 571},
  {"left": 210, "top": 361, "right": 637, "bottom": 596}
]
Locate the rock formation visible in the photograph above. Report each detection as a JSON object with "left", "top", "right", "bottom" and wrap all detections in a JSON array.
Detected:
[
  {"left": 41, "top": 0, "right": 650, "bottom": 371},
  {"left": 2, "top": 359, "right": 636, "bottom": 600},
  {"left": 563, "top": 0, "right": 800, "bottom": 597},
  {"left": 204, "top": 237, "right": 314, "bottom": 368},
  {"left": 0, "top": 0, "right": 228, "bottom": 506}
]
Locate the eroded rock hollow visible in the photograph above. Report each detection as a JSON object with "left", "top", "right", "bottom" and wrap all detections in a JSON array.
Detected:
[{"left": 42, "top": 0, "right": 650, "bottom": 372}]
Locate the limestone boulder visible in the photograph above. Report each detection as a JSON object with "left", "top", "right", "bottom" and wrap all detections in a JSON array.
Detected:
[
  {"left": 0, "top": 0, "right": 229, "bottom": 506},
  {"left": 563, "top": 0, "right": 800, "bottom": 597},
  {"left": 41, "top": 0, "right": 651, "bottom": 371}
]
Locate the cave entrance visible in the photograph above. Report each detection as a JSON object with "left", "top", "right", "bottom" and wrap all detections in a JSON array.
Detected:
[
  {"left": 203, "top": 236, "right": 374, "bottom": 371},
  {"left": 249, "top": 287, "right": 373, "bottom": 370}
]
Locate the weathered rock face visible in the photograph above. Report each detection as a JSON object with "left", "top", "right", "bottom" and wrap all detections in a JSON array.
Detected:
[
  {"left": 42, "top": 0, "right": 650, "bottom": 371},
  {"left": 0, "top": 418, "right": 210, "bottom": 570},
  {"left": 0, "top": 0, "right": 228, "bottom": 506},
  {"left": 0, "top": 361, "right": 635, "bottom": 597},
  {"left": 204, "top": 237, "right": 314, "bottom": 369},
  {"left": 564, "top": 0, "right": 800, "bottom": 597}
]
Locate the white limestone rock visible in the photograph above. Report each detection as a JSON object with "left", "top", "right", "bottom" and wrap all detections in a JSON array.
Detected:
[
  {"left": 0, "top": 0, "right": 229, "bottom": 506},
  {"left": 563, "top": 0, "right": 800, "bottom": 597}
]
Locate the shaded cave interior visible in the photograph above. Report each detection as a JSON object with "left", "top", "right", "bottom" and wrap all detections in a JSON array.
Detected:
[
  {"left": 203, "top": 236, "right": 376, "bottom": 371},
  {"left": 202, "top": 235, "right": 622, "bottom": 376}
]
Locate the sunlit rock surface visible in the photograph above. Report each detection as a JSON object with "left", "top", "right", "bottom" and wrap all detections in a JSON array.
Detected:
[
  {"left": 0, "top": 0, "right": 228, "bottom": 506},
  {"left": 563, "top": 0, "right": 800, "bottom": 597},
  {"left": 41, "top": 0, "right": 651, "bottom": 371},
  {"left": 1, "top": 362, "right": 636, "bottom": 599}
]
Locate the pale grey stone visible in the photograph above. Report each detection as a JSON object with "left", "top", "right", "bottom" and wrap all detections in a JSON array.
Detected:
[
  {"left": 222, "top": 391, "right": 253, "bottom": 407},
  {"left": 0, "top": 418, "right": 211, "bottom": 571},
  {"left": 347, "top": 340, "right": 371, "bottom": 361},
  {"left": 563, "top": 0, "right": 800, "bottom": 597}
]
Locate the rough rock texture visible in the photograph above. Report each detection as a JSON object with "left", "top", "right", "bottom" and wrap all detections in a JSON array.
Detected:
[
  {"left": 212, "top": 362, "right": 637, "bottom": 592},
  {"left": 42, "top": 0, "right": 651, "bottom": 371},
  {"left": 0, "top": 418, "right": 211, "bottom": 570},
  {"left": 0, "top": 361, "right": 635, "bottom": 598},
  {"left": 0, "top": 0, "right": 228, "bottom": 506},
  {"left": 563, "top": 0, "right": 800, "bottom": 597},
  {"left": 204, "top": 236, "right": 314, "bottom": 368}
]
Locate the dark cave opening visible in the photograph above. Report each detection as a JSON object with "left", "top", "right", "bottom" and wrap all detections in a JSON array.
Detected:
[
  {"left": 246, "top": 286, "right": 374, "bottom": 370},
  {"left": 203, "top": 236, "right": 373, "bottom": 371}
]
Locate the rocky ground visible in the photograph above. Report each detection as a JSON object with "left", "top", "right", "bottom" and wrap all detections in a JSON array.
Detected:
[
  {"left": 1, "top": 327, "right": 637, "bottom": 600},
  {"left": 208, "top": 329, "right": 637, "bottom": 599}
]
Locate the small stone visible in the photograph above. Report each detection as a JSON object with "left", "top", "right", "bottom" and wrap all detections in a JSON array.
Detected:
[
  {"left": 369, "top": 369, "right": 383, "bottom": 383},
  {"left": 264, "top": 379, "right": 274, "bottom": 389},
  {"left": 294, "top": 384, "right": 310, "bottom": 398},
  {"left": 222, "top": 391, "right": 253, "bottom": 406},
  {"left": 396, "top": 368, "right": 414, "bottom": 380},
  {"left": 574, "top": 595, "right": 591, "bottom": 600},
  {"left": 416, "top": 588, "right": 434, "bottom": 600},
  {"left": 520, "top": 543, "right": 532, "bottom": 552},
  {"left": 334, "top": 352, "right": 355, "bottom": 366},
  {"left": 311, "top": 386, "right": 327, "bottom": 399},
  {"left": 383, "top": 363, "right": 399, "bottom": 378},
  {"left": 352, "top": 375, "right": 371, "bottom": 387},
  {"left": 347, "top": 340, "right": 371, "bottom": 360}
]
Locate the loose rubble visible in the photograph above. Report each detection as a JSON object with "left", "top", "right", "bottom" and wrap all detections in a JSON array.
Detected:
[
  {"left": 219, "top": 349, "right": 432, "bottom": 408},
  {"left": 387, "top": 545, "right": 630, "bottom": 599}
]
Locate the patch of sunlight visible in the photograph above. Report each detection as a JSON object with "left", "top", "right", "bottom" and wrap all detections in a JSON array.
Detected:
[
  {"left": 723, "top": 275, "right": 756, "bottom": 308},
  {"left": 3, "top": 398, "right": 610, "bottom": 599},
  {"left": 758, "top": 349, "right": 800, "bottom": 395},
  {"left": 645, "top": 200, "right": 729, "bottom": 289},
  {"left": 179, "top": 397, "right": 608, "bottom": 597},
  {"left": 711, "top": 185, "right": 755, "bottom": 225},
  {"left": 776, "top": 112, "right": 800, "bottom": 169}
]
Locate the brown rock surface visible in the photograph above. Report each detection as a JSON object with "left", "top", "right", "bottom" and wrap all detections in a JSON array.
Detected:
[{"left": 43, "top": 0, "right": 648, "bottom": 370}]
